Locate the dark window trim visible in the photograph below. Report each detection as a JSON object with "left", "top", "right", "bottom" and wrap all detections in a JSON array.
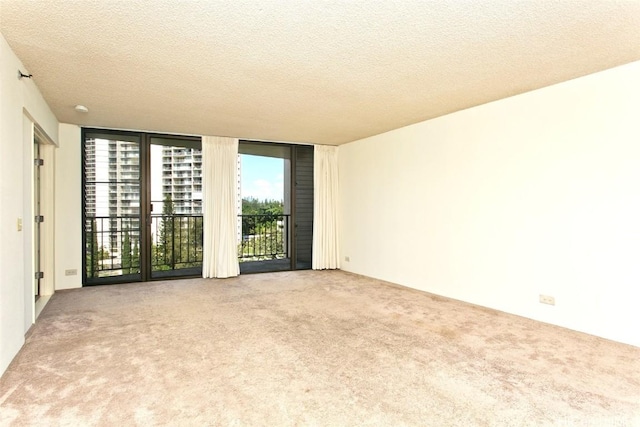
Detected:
[{"left": 81, "top": 128, "right": 201, "bottom": 286}]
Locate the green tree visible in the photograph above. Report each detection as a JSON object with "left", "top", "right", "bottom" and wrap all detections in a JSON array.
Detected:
[
  {"left": 122, "top": 229, "right": 132, "bottom": 274},
  {"left": 99, "top": 246, "right": 110, "bottom": 261},
  {"left": 184, "top": 215, "right": 203, "bottom": 267},
  {"left": 86, "top": 219, "right": 100, "bottom": 278},
  {"left": 132, "top": 239, "right": 140, "bottom": 273},
  {"left": 239, "top": 197, "right": 285, "bottom": 260},
  {"left": 241, "top": 197, "right": 283, "bottom": 235},
  {"left": 158, "top": 195, "right": 175, "bottom": 270}
]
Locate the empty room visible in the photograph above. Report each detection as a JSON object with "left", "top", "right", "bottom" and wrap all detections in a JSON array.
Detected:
[{"left": 1, "top": 1, "right": 639, "bottom": 425}]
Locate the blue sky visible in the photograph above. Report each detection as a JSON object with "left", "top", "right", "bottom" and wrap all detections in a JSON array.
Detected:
[{"left": 241, "top": 154, "right": 284, "bottom": 202}]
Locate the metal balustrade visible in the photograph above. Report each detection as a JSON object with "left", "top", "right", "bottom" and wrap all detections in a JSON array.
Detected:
[
  {"left": 85, "top": 214, "right": 290, "bottom": 279},
  {"left": 150, "top": 214, "right": 204, "bottom": 272},
  {"left": 238, "top": 214, "right": 290, "bottom": 261}
]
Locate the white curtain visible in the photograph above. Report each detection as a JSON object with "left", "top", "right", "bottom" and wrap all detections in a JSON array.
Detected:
[
  {"left": 202, "top": 136, "right": 240, "bottom": 278},
  {"left": 312, "top": 145, "right": 340, "bottom": 269}
]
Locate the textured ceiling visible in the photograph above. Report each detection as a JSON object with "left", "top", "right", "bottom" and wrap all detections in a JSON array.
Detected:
[{"left": 1, "top": 1, "right": 640, "bottom": 145}]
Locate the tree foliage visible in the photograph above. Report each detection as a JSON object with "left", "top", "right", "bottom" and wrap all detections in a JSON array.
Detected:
[
  {"left": 152, "top": 195, "right": 202, "bottom": 271},
  {"left": 241, "top": 197, "right": 283, "bottom": 235},
  {"left": 86, "top": 219, "right": 100, "bottom": 278},
  {"left": 239, "top": 198, "right": 286, "bottom": 260},
  {"left": 158, "top": 195, "right": 175, "bottom": 269},
  {"left": 121, "top": 228, "right": 132, "bottom": 274},
  {"left": 132, "top": 239, "right": 140, "bottom": 272}
]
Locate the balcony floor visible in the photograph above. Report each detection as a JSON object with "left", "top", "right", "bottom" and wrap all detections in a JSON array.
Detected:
[{"left": 239, "top": 258, "right": 292, "bottom": 274}]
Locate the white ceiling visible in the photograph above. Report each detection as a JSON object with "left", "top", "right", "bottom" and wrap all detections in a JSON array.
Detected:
[{"left": 1, "top": 1, "right": 640, "bottom": 145}]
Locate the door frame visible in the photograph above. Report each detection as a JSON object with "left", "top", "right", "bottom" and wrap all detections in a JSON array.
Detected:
[
  {"left": 81, "top": 128, "right": 202, "bottom": 285},
  {"left": 23, "top": 116, "right": 56, "bottom": 325},
  {"left": 237, "top": 140, "right": 314, "bottom": 273}
]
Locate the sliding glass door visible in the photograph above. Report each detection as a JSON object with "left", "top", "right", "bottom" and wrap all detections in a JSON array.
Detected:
[
  {"left": 82, "top": 130, "right": 313, "bottom": 284},
  {"left": 82, "top": 130, "right": 201, "bottom": 285},
  {"left": 237, "top": 142, "right": 314, "bottom": 273},
  {"left": 149, "top": 137, "right": 203, "bottom": 279},
  {"left": 83, "top": 132, "right": 143, "bottom": 284},
  {"left": 238, "top": 143, "right": 290, "bottom": 273}
]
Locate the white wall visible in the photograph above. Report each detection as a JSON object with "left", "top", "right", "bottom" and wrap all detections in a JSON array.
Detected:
[
  {"left": 55, "top": 124, "right": 82, "bottom": 290},
  {"left": 0, "top": 34, "right": 59, "bottom": 375},
  {"left": 339, "top": 60, "right": 640, "bottom": 347}
]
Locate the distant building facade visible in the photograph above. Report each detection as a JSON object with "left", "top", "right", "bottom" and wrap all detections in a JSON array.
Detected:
[
  {"left": 161, "top": 146, "right": 202, "bottom": 214},
  {"left": 86, "top": 138, "right": 242, "bottom": 266}
]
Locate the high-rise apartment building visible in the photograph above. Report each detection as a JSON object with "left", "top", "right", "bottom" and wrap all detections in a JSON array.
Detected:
[
  {"left": 85, "top": 138, "right": 140, "bottom": 217},
  {"left": 87, "top": 139, "right": 243, "bottom": 264},
  {"left": 159, "top": 146, "right": 242, "bottom": 218},
  {"left": 85, "top": 138, "right": 140, "bottom": 263},
  {"left": 161, "top": 147, "right": 202, "bottom": 214}
]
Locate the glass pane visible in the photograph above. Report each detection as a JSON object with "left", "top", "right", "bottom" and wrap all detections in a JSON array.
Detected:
[
  {"left": 150, "top": 138, "right": 203, "bottom": 278},
  {"left": 84, "top": 134, "right": 141, "bottom": 282},
  {"left": 238, "top": 145, "right": 292, "bottom": 274},
  {"left": 85, "top": 137, "right": 139, "bottom": 180}
]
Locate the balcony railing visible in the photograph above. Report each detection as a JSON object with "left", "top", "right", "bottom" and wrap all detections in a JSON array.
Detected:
[
  {"left": 85, "top": 215, "right": 142, "bottom": 279},
  {"left": 85, "top": 214, "right": 290, "bottom": 279},
  {"left": 150, "top": 214, "right": 204, "bottom": 272},
  {"left": 238, "top": 214, "right": 290, "bottom": 261}
]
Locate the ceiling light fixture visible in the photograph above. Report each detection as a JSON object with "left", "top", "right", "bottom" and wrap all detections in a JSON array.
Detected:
[{"left": 74, "top": 105, "right": 89, "bottom": 113}]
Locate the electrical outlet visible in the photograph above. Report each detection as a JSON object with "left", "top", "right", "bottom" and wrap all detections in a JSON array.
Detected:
[
  {"left": 344, "top": 256, "right": 350, "bottom": 262},
  {"left": 65, "top": 269, "right": 78, "bottom": 276},
  {"left": 539, "top": 294, "right": 555, "bottom": 306}
]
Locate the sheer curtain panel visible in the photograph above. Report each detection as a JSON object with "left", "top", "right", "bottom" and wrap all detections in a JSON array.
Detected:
[
  {"left": 312, "top": 145, "right": 340, "bottom": 270},
  {"left": 202, "top": 136, "right": 240, "bottom": 278}
]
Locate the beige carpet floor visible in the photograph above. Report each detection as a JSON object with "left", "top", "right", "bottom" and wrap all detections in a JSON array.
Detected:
[{"left": 1, "top": 270, "right": 639, "bottom": 426}]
